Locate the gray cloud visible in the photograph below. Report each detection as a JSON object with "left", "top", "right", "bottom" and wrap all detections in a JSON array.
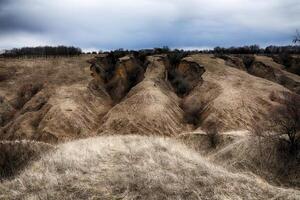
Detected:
[{"left": 0, "top": 0, "right": 299, "bottom": 50}]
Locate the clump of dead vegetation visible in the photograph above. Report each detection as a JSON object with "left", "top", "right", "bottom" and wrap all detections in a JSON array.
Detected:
[
  {"left": 0, "top": 140, "right": 54, "bottom": 179},
  {"left": 181, "top": 98, "right": 208, "bottom": 126},
  {"left": 204, "top": 120, "right": 220, "bottom": 148},
  {"left": 268, "top": 91, "right": 300, "bottom": 154},
  {"left": 0, "top": 96, "right": 15, "bottom": 127},
  {"left": 0, "top": 67, "right": 16, "bottom": 82},
  {"left": 246, "top": 91, "right": 300, "bottom": 186},
  {"left": 257, "top": 91, "right": 300, "bottom": 155},
  {"left": 12, "top": 82, "right": 44, "bottom": 109}
]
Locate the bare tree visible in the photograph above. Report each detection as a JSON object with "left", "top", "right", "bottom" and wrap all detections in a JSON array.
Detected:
[
  {"left": 204, "top": 120, "right": 220, "bottom": 148},
  {"left": 293, "top": 30, "right": 300, "bottom": 44},
  {"left": 270, "top": 91, "right": 300, "bottom": 154}
]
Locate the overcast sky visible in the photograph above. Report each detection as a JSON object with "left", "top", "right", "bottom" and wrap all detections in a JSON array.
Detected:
[{"left": 0, "top": 0, "right": 299, "bottom": 51}]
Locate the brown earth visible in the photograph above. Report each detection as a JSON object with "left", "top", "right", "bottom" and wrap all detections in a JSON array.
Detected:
[{"left": 0, "top": 54, "right": 299, "bottom": 199}]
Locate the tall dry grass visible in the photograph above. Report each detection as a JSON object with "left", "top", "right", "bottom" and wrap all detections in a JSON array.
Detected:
[{"left": 0, "top": 135, "right": 299, "bottom": 200}]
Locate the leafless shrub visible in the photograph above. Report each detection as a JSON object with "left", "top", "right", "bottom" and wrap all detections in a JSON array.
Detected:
[
  {"left": 0, "top": 96, "right": 16, "bottom": 127},
  {"left": 181, "top": 99, "right": 208, "bottom": 126},
  {"left": 13, "top": 82, "right": 44, "bottom": 109},
  {"left": 0, "top": 68, "right": 16, "bottom": 82},
  {"left": 0, "top": 72, "right": 9, "bottom": 82},
  {"left": 293, "top": 29, "right": 300, "bottom": 44},
  {"left": 270, "top": 91, "right": 300, "bottom": 154},
  {"left": 269, "top": 91, "right": 277, "bottom": 102},
  {"left": 257, "top": 91, "right": 300, "bottom": 155},
  {"left": 204, "top": 120, "right": 220, "bottom": 148},
  {"left": 0, "top": 141, "right": 53, "bottom": 179}
]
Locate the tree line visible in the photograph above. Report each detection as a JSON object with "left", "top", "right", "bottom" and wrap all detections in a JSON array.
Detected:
[
  {"left": 213, "top": 45, "right": 300, "bottom": 54},
  {"left": 2, "top": 46, "right": 82, "bottom": 58},
  {"left": 2, "top": 44, "right": 300, "bottom": 58}
]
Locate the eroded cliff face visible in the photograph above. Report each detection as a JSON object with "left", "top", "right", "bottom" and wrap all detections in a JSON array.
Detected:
[
  {"left": 89, "top": 54, "right": 145, "bottom": 102},
  {"left": 86, "top": 54, "right": 206, "bottom": 136},
  {"left": 171, "top": 57, "right": 205, "bottom": 95},
  {"left": 97, "top": 55, "right": 186, "bottom": 136},
  {"left": 88, "top": 53, "right": 206, "bottom": 101},
  {"left": 0, "top": 53, "right": 207, "bottom": 143}
]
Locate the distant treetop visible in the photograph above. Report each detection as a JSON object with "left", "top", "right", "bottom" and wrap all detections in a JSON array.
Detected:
[{"left": 3, "top": 46, "right": 82, "bottom": 57}]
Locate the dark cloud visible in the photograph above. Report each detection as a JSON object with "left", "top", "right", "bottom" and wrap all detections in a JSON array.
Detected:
[
  {"left": 0, "top": 0, "right": 299, "bottom": 50},
  {"left": 0, "top": 13, "right": 45, "bottom": 34}
]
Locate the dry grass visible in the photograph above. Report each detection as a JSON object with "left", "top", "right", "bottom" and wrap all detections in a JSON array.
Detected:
[
  {"left": 210, "top": 134, "right": 300, "bottom": 189},
  {"left": 12, "top": 82, "right": 44, "bottom": 109},
  {"left": 189, "top": 54, "right": 289, "bottom": 131},
  {"left": 0, "top": 55, "right": 93, "bottom": 101},
  {"left": 0, "top": 135, "right": 299, "bottom": 200}
]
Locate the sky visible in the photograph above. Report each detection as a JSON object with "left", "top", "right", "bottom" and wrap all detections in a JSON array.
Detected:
[{"left": 0, "top": 0, "right": 300, "bottom": 51}]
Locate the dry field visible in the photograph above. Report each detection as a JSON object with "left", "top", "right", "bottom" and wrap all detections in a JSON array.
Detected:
[{"left": 0, "top": 53, "right": 299, "bottom": 199}]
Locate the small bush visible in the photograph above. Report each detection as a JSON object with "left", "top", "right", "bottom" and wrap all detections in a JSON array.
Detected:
[
  {"left": 269, "top": 91, "right": 277, "bottom": 102},
  {"left": 241, "top": 55, "right": 255, "bottom": 70},
  {"left": 204, "top": 121, "right": 220, "bottom": 148},
  {"left": 0, "top": 68, "right": 16, "bottom": 82},
  {"left": 257, "top": 91, "right": 300, "bottom": 155},
  {"left": 182, "top": 99, "right": 207, "bottom": 126},
  {"left": 13, "top": 82, "right": 44, "bottom": 109},
  {"left": 0, "top": 72, "right": 9, "bottom": 82},
  {"left": 168, "top": 51, "right": 189, "bottom": 67},
  {"left": 270, "top": 91, "right": 300, "bottom": 154},
  {"left": 170, "top": 74, "right": 190, "bottom": 96}
]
